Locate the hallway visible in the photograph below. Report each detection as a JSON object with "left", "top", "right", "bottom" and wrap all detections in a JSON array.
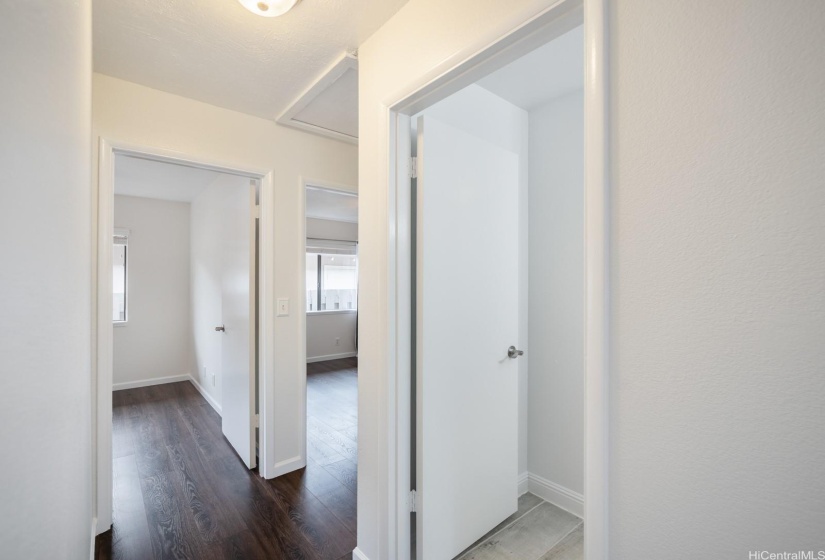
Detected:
[{"left": 96, "top": 358, "right": 357, "bottom": 560}]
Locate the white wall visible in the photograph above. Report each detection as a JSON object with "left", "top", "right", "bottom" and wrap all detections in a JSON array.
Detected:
[
  {"left": 306, "top": 217, "right": 359, "bottom": 362},
  {"left": 527, "top": 91, "right": 584, "bottom": 498},
  {"left": 113, "top": 195, "right": 192, "bottom": 386},
  {"left": 92, "top": 73, "right": 358, "bottom": 484},
  {"left": 0, "top": 0, "right": 93, "bottom": 557},
  {"left": 412, "top": 84, "right": 531, "bottom": 476},
  {"left": 609, "top": 1, "right": 825, "bottom": 556},
  {"left": 189, "top": 174, "right": 252, "bottom": 408},
  {"left": 358, "top": 0, "right": 825, "bottom": 558}
]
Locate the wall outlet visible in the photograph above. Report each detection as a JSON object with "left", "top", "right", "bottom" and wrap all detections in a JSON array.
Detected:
[{"left": 335, "top": 337, "right": 340, "bottom": 346}]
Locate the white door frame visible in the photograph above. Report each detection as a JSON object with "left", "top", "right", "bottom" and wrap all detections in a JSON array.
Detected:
[
  {"left": 94, "top": 138, "right": 276, "bottom": 534},
  {"left": 384, "top": 0, "right": 609, "bottom": 558},
  {"left": 297, "top": 177, "right": 359, "bottom": 477}
]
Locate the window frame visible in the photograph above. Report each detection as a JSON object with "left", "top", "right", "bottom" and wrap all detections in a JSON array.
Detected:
[
  {"left": 306, "top": 249, "right": 358, "bottom": 315},
  {"left": 113, "top": 228, "right": 129, "bottom": 326}
]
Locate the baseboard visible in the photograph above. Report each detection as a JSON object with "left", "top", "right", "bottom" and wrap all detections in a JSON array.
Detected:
[
  {"left": 90, "top": 517, "right": 98, "bottom": 560},
  {"left": 112, "top": 373, "right": 190, "bottom": 391},
  {"left": 352, "top": 547, "right": 370, "bottom": 560},
  {"left": 517, "top": 471, "right": 529, "bottom": 496},
  {"left": 307, "top": 351, "right": 358, "bottom": 363},
  {"left": 527, "top": 472, "right": 584, "bottom": 518},
  {"left": 187, "top": 374, "right": 222, "bottom": 416},
  {"left": 268, "top": 455, "right": 306, "bottom": 478}
]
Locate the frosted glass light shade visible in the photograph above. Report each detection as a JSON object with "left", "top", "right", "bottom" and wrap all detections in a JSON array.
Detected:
[{"left": 237, "top": 0, "right": 298, "bottom": 17}]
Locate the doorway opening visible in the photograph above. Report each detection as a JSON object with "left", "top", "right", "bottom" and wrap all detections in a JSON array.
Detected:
[
  {"left": 94, "top": 142, "right": 276, "bottom": 539},
  {"left": 384, "top": 0, "right": 608, "bottom": 557},
  {"left": 301, "top": 182, "right": 359, "bottom": 531}
]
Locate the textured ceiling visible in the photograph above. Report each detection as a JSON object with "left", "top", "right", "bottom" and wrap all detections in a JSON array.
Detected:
[
  {"left": 477, "top": 25, "right": 583, "bottom": 111},
  {"left": 93, "top": 0, "right": 408, "bottom": 120},
  {"left": 114, "top": 154, "right": 223, "bottom": 202}
]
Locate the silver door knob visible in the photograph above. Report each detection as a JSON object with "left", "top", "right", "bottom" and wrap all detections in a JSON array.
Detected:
[
  {"left": 507, "top": 346, "right": 524, "bottom": 359},
  {"left": 215, "top": 325, "right": 225, "bottom": 332}
]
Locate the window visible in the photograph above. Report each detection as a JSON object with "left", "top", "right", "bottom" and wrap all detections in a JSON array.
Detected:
[
  {"left": 306, "top": 239, "right": 358, "bottom": 312},
  {"left": 113, "top": 230, "right": 128, "bottom": 323}
]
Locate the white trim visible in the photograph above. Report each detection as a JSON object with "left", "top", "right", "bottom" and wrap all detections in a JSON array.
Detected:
[
  {"left": 353, "top": 547, "right": 371, "bottom": 560},
  {"left": 187, "top": 375, "right": 223, "bottom": 415},
  {"left": 112, "top": 374, "right": 191, "bottom": 391},
  {"left": 307, "top": 309, "right": 358, "bottom": 316},
  {"left": 277, "top": 53, "right": 359, "bottom": 144},
  {"left": 583, "top": 1, "right": 610, "bottom": 558},
  {"left": 517, "top": 472, "right": 529, "bottom": 496},
  {"left": 307, "top": 351, "right": 358, "bottom": 364},
  {"left": 270, "top": 455, "right": 307, "bottom": 477},
  {"left": 94, "top": 139, "right": 276, "bottom": 534},
  {"left": 527, "top": 473, "right": 584, "bottom": 519},
  {"left": 90, "top": 517, "right": 99, "bottom": 560},
  {"left": 382, "top": 1, "right": 609, "bottom": 558}
]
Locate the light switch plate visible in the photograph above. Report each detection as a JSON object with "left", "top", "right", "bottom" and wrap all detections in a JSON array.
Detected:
[{"left": 277, "top": 298, "right": 289, "bottom": 317}]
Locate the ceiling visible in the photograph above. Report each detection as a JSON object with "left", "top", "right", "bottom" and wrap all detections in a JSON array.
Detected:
[
  {"left": 306, "top": 186, "right": 358, "bottom": 223},
  {"left": 93, "top": 0, "right": 408, "bottom": 125},
  {"left": 114, "top": 154, "right": 224, "bottom": 202},
  {"left": 477, "top": 25, "right": 584, "bottom": 111}
]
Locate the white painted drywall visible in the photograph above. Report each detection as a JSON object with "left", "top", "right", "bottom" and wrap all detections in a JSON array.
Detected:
[
  {"left": 306, "top": 217, "right": 359, "bottom": 362},
  {"left": 92, "top": 73, "right": 358, "bottom": 484},
  {"left": 189, "top": 174, "right": 253, "bottom": 407},
  {"left": 608, "top": 1, "right": 825, "bottom": 556},
  {"left": 527, "top": 91, "right": 584, "bottom": 497},
  {"left": 307, "top": 217, "right": 358, "bottom": 241},
  {"left": 359, "top": 0, "right": 825, "bottom": 558},
  {"left": 0, "top": 0, "right": 93, "bottom": 557},
  {"left": 412, "top": 84, "right": 530, "bottom": 477},
  {"left": 113, "top": 195, "right": 192, "bottom": 386}
]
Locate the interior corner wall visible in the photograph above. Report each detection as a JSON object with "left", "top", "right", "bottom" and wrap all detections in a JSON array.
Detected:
[
  {"left": 0, "top": 0, "right": 93, "bottom": 557},
  {"left": 527, "top": 91, "right": 584, "bottom": 498},
  {"left": 113, "top": 195, "right": 192, "bottom": 387},
  {"left": 306, "top": 217, "right": 359, "bottom": 362},
  {"left": 92, "top": 73, "right": 358, "bottom": 483}
]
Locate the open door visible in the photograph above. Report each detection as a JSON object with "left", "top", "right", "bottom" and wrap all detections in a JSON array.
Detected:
[
  {"left": 220, "top": 181, "right": 257, "bottom": 469},
  {"left": 415, "top": 116, "right": 520, "bottom": 559}
]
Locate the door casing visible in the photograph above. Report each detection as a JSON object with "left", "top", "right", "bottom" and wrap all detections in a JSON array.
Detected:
[
  {"left": 382, "top": 0, "right": 609, "bottom": 558},
  {"left": 93, "top": 140, "right": 276, "bottom": 534}
]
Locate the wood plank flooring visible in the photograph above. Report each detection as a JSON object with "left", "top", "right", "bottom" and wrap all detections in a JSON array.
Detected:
[{"left": 96, "top": 358, "right": 358, "bottom": 560}]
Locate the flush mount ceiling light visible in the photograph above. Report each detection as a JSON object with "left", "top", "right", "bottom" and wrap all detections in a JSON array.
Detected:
[{"left": 238, "top": 0, "right": 299, "bottom": 17}]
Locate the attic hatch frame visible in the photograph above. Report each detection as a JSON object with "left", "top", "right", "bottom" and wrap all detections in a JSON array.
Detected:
[{"left": 376, "top": 0, "right": 610, "bottom": 559}]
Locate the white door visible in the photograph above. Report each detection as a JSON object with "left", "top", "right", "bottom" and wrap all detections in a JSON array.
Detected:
[
  {"left": 416, "top": 116, "right": 520, "bottom": 559},
  {"left": 220, "top": 182, "right": 257, "bottom": 469}
]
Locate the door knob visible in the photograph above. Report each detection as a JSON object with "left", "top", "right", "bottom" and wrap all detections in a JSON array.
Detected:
[
  {"left": 507, "top": 346, "right": 524, "bottom": 359},
  {"left": 215, "top": 325, "right": 225, "bottom": 332}
]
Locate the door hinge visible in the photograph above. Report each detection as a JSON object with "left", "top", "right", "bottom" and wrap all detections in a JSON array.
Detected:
[
  {"left": 254, "top": 204, "right": 260, "bottom": 219},
  {"left": 254, "top": 414, "right": 260, "bottom": 428},
  {"left": 408, "top": 489, "right": 418, "bottom": 513},
  {"left": 409, "top": 157, "right": 417, "bottom": 179}
]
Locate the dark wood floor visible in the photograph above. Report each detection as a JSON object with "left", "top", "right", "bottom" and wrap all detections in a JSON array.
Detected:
[{"left": 96, "top": 357, "right": 358, "bottom": 560}]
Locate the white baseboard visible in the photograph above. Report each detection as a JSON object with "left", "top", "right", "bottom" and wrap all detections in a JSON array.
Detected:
[
  {"left": 307, "top": 351, "right": 358, "bottom": 363},
  {"left": 517, "top": 471, "right": 529, "bottom": 496},
  {"left": 112, "top": 373, "right": 190, "bottom": 391},
  {"left": 187, "top": 374, "right": 222, "bottom": 416},
  {"left": 267, "top": 455, "right": 306, "bottom": 478},
  {"left": 527, "top": 472, "right": 584, "bottom": 519},
  {"left": 90, "top": 517, "right": 98, "bottom": 560},
  {"left": 353, "top": 547, "right": 370, "bottom": 560}
]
